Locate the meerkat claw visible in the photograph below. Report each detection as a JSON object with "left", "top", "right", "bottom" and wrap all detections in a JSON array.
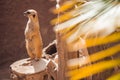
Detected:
[
  {"left": 27, "top": 58, "right": 34, "bottom": 61},
  {"left": 35, "top": 58, "right": 40, "bottom": 61}
]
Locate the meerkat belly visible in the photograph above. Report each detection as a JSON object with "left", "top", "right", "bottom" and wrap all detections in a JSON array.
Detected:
[
  {"left": 26, "top": 40, "right": 34, "bottom": 49},
  {"left": 25, "top": 25, "right": 37, "bottom": 55},
  {"left": 25, "top": 39, "right": 35, "bottom": 56},
  {"left": 25, "top": 24, "right": 36, "bottom": 40},
  {"left": 32, "top": 33, "right": 43, "bottom": 48}
]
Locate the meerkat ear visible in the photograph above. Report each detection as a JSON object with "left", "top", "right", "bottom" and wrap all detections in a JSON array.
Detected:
[{"left": 33, "top": 14, "right": 36, "bottom": 18}]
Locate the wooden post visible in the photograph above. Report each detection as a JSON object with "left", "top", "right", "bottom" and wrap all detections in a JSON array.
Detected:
[
  {"left": 56, "top": 32, "right": 79, "bottom": 80},
  {"left": 56, "top": 32, "right": 91, "bottom": 80},
  {"left": 56, "top": 32, "right": 67, "bottom": 80},
  {"left": 10, "top": 58, "right": 49, "bottom": 80},
  {"left": 47, "top": 60, "right": 57, "bottom": 80}
]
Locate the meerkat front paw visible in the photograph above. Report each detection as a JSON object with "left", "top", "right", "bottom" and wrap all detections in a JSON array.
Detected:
[
  {"left": 27, "top": 58, "right": 34, "bottom": 61},
  {"left": 35, "top": 58, "right": 40, "bottom": 61}
]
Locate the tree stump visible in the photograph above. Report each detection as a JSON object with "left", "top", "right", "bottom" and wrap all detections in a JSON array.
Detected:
[{"left": 10, "top": 58, "right": 49, "bottom": 80}]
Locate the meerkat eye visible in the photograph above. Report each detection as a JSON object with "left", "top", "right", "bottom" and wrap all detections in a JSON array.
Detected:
[
  {"left": 27, "top": 12, "right": 30, "bottom": 14},
  {"left": 33, "top": 14, "right": 36, "bottom": 18}
]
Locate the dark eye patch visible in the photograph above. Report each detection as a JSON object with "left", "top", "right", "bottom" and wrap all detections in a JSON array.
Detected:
[
  {"left": 27, "top": 12, "right": 30, "bottom": 14},
  {"left": 33, "top": 14, "right": 36, "bottom": 18}
]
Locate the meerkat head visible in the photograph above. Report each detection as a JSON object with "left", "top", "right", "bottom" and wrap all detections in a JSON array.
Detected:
[{"left": 24, "top": 9, "right": 37, "bottom": 19}]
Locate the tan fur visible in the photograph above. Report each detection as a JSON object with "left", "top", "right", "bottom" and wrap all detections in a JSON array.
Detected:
[{"left": 24, "top": 9, "right": 43, "bottom": 60}]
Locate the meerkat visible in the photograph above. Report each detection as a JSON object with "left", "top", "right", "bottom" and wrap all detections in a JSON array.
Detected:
[{"left": 24, "top": 9, "right": 43, "bottom": 61}]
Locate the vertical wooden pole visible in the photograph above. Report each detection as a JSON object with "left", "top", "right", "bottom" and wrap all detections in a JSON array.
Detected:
[
  {"left": 56, "top": 32, "right": 79, "bottom": 80},
  {"left": 56, "top": 32, "right": 67, "bottom": 80}
]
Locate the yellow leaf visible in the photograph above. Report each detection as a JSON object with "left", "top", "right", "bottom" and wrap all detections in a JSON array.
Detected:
[
  {"left": 61, "top": 24, "right": 78, "bottom": 40},
  {"left": 50, "top": 12, "right": 72, "bottom": 25},
  {"left": 107, "top": 73, "right": 120, "bottom": 80},
  {"left": 65, "top": 32, "right": 120, "bottom": 52},
  {"left": 90, "top": 44, "right": 120, "bottom": 62},
  {"left": 68, "top": 44, "right": 120, "bottom": 68},
  {"left": 86, "top": 32, "right": 120, "bottom": 47},
  {"left": 68, "top": 58, "right": 120, "bottom": 80}
]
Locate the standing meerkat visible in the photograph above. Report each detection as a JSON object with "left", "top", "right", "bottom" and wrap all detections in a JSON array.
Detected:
[{"left": 24, "top": 9, "right": 43, "bottom": 61}]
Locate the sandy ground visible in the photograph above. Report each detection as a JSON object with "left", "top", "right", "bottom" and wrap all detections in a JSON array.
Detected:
[{"left": 0, "top": 0, "right": 55, "bottom": 79}]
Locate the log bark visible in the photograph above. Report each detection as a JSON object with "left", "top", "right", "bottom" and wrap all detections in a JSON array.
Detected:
[
  {"left": 56, "top": 32, "right": 68, "bottom": 80},
  {"left": 10, "top": 58, "right": 49, "bottom": 80},
  {"left": 47, "top": 60, "right": 57, "bottom": 80},
  {"left": 56, "top": 33, "right": 88, "bottom": 80}
]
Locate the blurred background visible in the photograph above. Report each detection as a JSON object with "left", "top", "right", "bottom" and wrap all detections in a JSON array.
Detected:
[{"left": 0, "top": 0, "right": 56, "bottom": 79}]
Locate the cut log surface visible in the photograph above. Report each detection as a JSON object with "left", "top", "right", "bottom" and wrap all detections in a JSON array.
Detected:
[{"left": 10, "top": 58, "right": 49, "bottom": 80}]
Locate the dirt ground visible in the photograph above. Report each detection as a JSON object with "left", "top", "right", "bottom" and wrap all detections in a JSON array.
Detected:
[{"left": 0, "top": 0, "right": 56, "bottom": 79}]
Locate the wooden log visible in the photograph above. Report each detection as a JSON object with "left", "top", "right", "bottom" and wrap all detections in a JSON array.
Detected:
[
  {"left": 47, "top": 60, "right": 58, "bottom": 80},
  {"left": 56, "top": 32, "right": 68, "bottom": 80},
  {"left": 10, "top": 58, "right": 49, "bottom": 80}
]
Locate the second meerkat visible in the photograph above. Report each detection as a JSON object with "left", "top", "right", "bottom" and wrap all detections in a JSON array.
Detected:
[{"left": 24, "top": 9, "right": 43, "bottom": 61}]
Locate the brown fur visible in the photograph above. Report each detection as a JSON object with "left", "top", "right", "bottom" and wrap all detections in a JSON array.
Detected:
[{"left": 24, "top": 9, "right": 43, "bottom": 60}]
